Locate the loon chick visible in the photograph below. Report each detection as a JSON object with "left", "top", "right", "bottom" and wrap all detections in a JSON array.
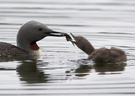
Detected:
[
  {"left": 0, "top": 21, "right": 70, "bottom": 59},
  {"left": 70, "top": 33, "right": 127, "bottom": 63}
]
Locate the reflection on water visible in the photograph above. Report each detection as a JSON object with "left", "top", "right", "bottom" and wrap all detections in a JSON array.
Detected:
[
  {"left": 17, "top": 60, "right": 47, "bottom": 83},
  {"left": 94, "top": 62, "right": 126, "bottom": 74},
  {"left": 75, "top": 64, "right": 92, "bottom": 77},
  {"left": 16, "top": 59, "right": 127, "bottom": 83},
  {"left": 0, "top": 0, "right": 135, "bottom": 95}
]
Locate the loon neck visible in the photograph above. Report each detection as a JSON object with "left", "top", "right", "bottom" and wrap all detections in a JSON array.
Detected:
[
  {"left": 81, "top": 42, "right": 95, "bottom": 55},
  {"left": 30, "top": 42, "right": 39, "bottom": 50},
  {"left": 17, "top": 40, "right": 40, "bottom": 53}
]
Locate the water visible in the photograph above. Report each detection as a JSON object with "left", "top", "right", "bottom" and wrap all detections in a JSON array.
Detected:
[{"left": 0, "top": 0, "right": 135, "bottom": 96}]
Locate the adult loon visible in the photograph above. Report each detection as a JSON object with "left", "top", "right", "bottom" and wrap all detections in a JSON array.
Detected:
[{"left": 0, "top": 20, "right": 71, "bottom": 59}]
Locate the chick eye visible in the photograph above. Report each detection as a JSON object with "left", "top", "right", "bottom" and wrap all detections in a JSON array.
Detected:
[{"left": 39, "top": 28, "right": 43, "bottom": 31}]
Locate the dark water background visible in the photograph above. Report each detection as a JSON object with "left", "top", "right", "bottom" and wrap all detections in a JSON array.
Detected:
[{"left": 0, "top": 0, "right": 135, "bottom": 96}]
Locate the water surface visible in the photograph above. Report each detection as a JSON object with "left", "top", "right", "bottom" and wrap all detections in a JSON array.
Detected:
[{"left": 0, "top": 0, "right": 135, "bottom": 96}]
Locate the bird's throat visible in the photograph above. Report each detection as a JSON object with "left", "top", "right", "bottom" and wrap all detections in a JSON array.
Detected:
[{"left": 30, "top": 42, "right": 39, "bottom": 50}]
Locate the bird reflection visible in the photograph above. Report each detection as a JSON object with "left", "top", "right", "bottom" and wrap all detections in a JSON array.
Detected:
[
  {"left": 16, "top": 59, "right": 48, "bottom": 83},
  {"left": 73, "top": 60, "right": 126, "bottom": 77},
  {"left": 16, "top": 59, "right": 127, "bottom": 83},
  {"left": 75, "top": 64, "right": 92, "bottom": 77},
  {"left": 93, "top": 62, "right": 126, "bottom": 74}
]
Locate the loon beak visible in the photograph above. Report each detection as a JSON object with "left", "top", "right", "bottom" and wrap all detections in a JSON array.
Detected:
[
  {"left": 70, "top": 33, "right": 76, "bottom": 40},
  {"left": 45, "top": 31, "right": 66, "bottom": 37},
  {"left": 70, "top": 33, "right": 77, "bottom": 43},
  {"left": 46, "top": 31, "right": 75, "bottom": 46},
  {"left": 45, "top": 30, "right": 72, "bottom": 41}
]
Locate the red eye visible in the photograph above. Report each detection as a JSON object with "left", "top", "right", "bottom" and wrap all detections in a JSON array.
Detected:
[{"left": 39, "top": 28, "right": 42, "bottom": 31}]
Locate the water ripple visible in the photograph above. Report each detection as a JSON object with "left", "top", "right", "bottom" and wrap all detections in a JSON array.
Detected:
[{"left": 0, "top": 0, "right": 135, "bottom": 95}]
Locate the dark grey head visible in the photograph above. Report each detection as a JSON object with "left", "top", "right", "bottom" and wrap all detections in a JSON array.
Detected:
[
  {"left": 70, "top": 33, "right": 95, "bottom": 55},
  {"left": 17, "top": 20, "right": 67, "bottom": 52}
]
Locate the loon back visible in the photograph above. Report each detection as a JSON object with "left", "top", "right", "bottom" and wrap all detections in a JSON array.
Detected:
[
  {"left": 0, "top": 42, "right": 28, "bottom": 58},
  {"left": 88, "top": 47, "right": 127, "bottom": 63}
]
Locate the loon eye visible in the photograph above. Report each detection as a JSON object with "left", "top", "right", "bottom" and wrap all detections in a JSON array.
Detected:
[{"left": 39, "top": 28, "right": 43, "bottom": 31}]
